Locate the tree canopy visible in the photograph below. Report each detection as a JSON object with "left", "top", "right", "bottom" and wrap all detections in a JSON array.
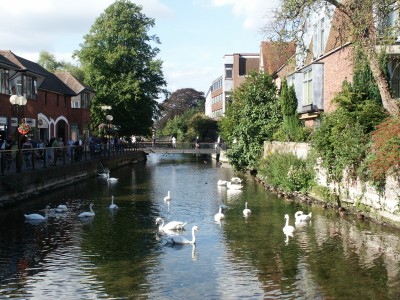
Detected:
[
  {"left": 266, "top": 0, "right": 399, "bottom": 116},
  {"left": 219, "top": 71, "right": 281, "bottom": 170},
  {"left": 157, "top": 88, "right": 205, "bottom": 130},
  {"left": 74, "top": 0, "right": 166, "bottom": 136}
]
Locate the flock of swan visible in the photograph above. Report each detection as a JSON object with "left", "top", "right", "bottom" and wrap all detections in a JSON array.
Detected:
[{"left": 24, "top": 194, "right": 119, "bottom": 223}]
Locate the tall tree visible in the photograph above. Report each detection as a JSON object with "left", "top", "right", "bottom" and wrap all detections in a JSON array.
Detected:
[
  {"left": 219, "top": 71, "right": 281, "bottom": 170},
  {"left": 266, "top": 0, "right": 399, "bottom": 116},
  {"left": 157, "top": 88, "right": 205, "bottom": 130},
  {"left": 37, "top": 50, "right": 62, "bottom": 72},
  {"left": 74, "top": 0, "right": 166, "bottom": 136}
]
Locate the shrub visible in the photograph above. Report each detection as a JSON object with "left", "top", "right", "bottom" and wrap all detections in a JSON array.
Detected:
[
  {"left": 258, "top": 152, "right": 315, "bottom": 192},
  {"left": 366, "top": 116, "right": 400, "bottom": 182}
]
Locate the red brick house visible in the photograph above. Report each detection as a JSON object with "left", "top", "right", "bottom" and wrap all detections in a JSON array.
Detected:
[{"left": 0, "top": 50, "right": 93, "bottom": 144}]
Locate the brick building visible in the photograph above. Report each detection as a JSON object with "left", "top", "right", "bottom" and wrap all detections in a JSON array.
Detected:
[{"left": 0, "top": 50, "right": 94, "bottom": 144}]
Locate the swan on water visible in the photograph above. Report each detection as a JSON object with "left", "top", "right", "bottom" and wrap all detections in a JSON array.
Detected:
[
  {"left": 283, "top": 214, "right": 295, "bottom": 234},
  {"left": 214, "top": 206, "right": 225, "bottom": 221},
  {"left": 227, "top": 182, "right": 243, "bottom": 190},
  {"left": 24, "top": 205, "right": 50, "bottom": 221},
  {"left": 243, "top": 202, "right": 251, "bottom": 217},
  {"left": 55, "top": 204, "right": 68, "bottom": 213},
  {"left": 217, "top": 180, "right": 228, "bottom": 186},
  {"left": 107, "top": 172, "right": 118, "bottom": 182},
  {"left": 109, "top": 195, "right": 118, "bottom": 210},
  {"left": 78, "top": 203, "right": 95, "bottom": 218},
  {"left": 231, "top": 177, "right": 242, "bottom": 184},
  {"left": 295, "top": 211, "right": 312, "bottom": 222},
  {"left": 167, "top": 226, "right": 199, "bottom": 245},
  {"left": 156, "top": 217, "right": 186, "bottom": 231},
  {"left": 164, "top": 191, "right": 171, "bottom": 201}
]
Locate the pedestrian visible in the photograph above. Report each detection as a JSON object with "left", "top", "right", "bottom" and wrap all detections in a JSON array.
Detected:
[
  {"left": 2, "top": 136, "right": 13, "bottom": 170},
  {"left": 195, "top": 136, "right": 199, "bottom": 149},
  {"left": 172, "top": 136, "right": 176, "bottom": 148},
  {"left": 22, "top": 137, "right": 33, "bottom": 167},
  {"left": 51, "top": 137, "right": 59, "bottom": 165}
]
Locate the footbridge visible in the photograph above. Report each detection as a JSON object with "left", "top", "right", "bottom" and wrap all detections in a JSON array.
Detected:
[{"left": 139, "top": 142, "right": 222, "bottom": 155}]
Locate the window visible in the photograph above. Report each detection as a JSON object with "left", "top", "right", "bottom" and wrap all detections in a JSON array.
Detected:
[
  {"left": 73, "top": 100, "right": 80, "bottom": 108},
  {"left": 57, "top": 94, "right": 59, "bottom": 106},
  {"left": 44, "top": 91, "right": 47, "bottom": 104},
  {"left": 303, "top": 69, "right": 313, "bottom": 105},
  {"left": 225, "top": 64, "right": 233, "bottom": 79},
  {"left": 0, "top": 69, "right": 9, "bottom": 94},
  {"left": 10, "top": 74, "right": 37, "bottom": 99},
  {"left": 81, "top": 92, "right": 90, "bottom": 109}
]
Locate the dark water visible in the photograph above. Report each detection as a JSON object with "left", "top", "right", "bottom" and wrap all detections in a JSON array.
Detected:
[{"left": 0, "top": 154, "right": 399, "bottom": 299}]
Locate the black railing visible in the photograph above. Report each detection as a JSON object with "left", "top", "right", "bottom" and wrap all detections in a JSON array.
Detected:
[{"left": 0, "top": 142, "right": 139, "bottom": 175}]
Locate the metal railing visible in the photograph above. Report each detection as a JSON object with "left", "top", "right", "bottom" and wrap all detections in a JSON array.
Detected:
[{"left": 0, "top": 142, "right": 138, "bottom": 175}]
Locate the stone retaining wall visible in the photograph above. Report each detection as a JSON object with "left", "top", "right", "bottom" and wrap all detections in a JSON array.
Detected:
[
  {"left": 264, "top": 141, "right": 400, "bottom": 225},
  {"left": 0, "top": 151, "right": 147, "bottom": 208}
]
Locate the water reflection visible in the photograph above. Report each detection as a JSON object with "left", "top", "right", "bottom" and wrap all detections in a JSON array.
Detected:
[{"left": 0, "top": 154, "right": 400, "bottom": 299}]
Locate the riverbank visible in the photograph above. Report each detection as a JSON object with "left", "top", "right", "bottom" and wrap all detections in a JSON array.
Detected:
[{"left": 0, "top": 151, "right": 147, "bottom": 209}]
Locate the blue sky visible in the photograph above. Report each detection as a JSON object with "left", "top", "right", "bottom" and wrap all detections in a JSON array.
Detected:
[{"left": 0, "top": 0, "right": 279, "bottom": 95}]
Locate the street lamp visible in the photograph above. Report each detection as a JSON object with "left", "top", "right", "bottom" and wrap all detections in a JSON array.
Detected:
[
  {"left": 10, "top": 95, "right": 28, "bottom": 172},
  {"left": 106, "top": 114, "right": 113, "bottom": 158}
]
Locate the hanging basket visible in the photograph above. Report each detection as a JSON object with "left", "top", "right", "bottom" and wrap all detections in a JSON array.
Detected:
[{"left": 18, "top": 123, "right": 30, "bottom": 135}]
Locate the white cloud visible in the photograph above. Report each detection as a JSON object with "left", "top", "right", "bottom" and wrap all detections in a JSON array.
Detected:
[{"left": 211, "top": 0, "right": 278, "bottom": 30}]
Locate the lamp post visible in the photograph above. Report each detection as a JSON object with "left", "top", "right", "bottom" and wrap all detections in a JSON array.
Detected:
[
  {"left": 9, "top": 95, "right": 27, "bottom": 173},
  {"left": 106, "top": 114, "right": 113, "bottom": 158}
]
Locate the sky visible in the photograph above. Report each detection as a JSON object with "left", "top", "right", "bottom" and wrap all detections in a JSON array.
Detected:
[{"left": 0, "top": 0, "right": 279, "bottom": 95}]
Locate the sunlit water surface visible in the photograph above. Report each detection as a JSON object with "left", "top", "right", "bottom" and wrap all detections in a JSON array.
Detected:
[{"left": 0, "top": 154, "right": 400, "bottom": 299}]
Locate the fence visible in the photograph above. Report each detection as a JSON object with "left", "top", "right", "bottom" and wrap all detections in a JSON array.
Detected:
[{"left": 0, "top": 142, "right": 138, "bottom": 175}]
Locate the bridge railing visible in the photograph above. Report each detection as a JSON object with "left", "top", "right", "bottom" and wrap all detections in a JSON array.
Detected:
[
  {"left": 0, "top": 143, "right": 138, "bottom": 175},
  {"left": 138, "top": 141, "right": 221, "bottom": 150}
]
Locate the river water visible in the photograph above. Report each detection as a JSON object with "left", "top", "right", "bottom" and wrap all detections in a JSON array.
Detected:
[{"left": 0, "top": 153, "right": 399, "bottom": 299}]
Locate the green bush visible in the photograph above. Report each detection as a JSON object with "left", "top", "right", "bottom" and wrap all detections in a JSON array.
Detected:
[{"left": 258, "top": 152, "right": 315, "bottom": 192}]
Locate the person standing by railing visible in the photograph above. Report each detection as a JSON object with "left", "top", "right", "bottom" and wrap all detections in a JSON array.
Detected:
[
  {"left": 4, "top": 136, "right": 13, "bottom": 170},
  {"left": 172, "top": 136, "right": 176, "bottom": 148},
  {"left": 22, "top": 137, "right": 33, "bottom": 168}
]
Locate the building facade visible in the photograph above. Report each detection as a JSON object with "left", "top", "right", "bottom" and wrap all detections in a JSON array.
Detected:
[
  {"left": 205, "top": 53, "right": 259, "bottom": 120},
  {"left": 0, "top": 51, "right": 93, "bottom": 144}
]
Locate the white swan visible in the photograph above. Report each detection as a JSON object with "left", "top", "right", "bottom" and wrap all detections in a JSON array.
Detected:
[
  {"left": 231, "top": 177, "right": 242, "bottom": 184},
  {"left": 243, "top": 202, "right": 251, "bottom": 216},
  {"left": 107, "top": 173, "right": 118, "bottom": 182},
  {"left": 24, "top": 205, "right": 50, "bottom": 221},
  {"left": 109, "top": 195, "right": 118, "bottom": 210},
  {"left": 217, "top": 180, "right": 228, "bottom": 186},
  {"left": 78, "top": 203, "right": 95, "bottom": 218},
  {"left": 156, "top": 217, "right": 186, "bottom": 231},
  {"left": 227, "top": 182, "right": 243, "bottom": 190},
  {"left": 168, "top": 226, "right": 199, "bottom": 245},
  {"left": 214, "top": 206, "right": 225, "bottom": 221},
  {"left": 283, "top": 214, "right": 295, "bottom": 234},
  {"left": 164, "top": 191, "right": 171, "bottom": 201},
  {"left": 55, "top": 204, "right": 68, "bottom": 213},
  {"left": 295, "top": 211, "right": 312, "bottom": 222}
]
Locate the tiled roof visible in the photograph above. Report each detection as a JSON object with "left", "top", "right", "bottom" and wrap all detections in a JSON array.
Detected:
[
  {"left": 0, "top": 50, "right": 76, "bottom": 96},
  {"left": 0, "top": 52, "right": 20, "bottom": 69},
  {"left": 260, "top": 41, "right": 296, "bottom": 74},
  {"left": 55, "top": 71, "right": 94, "bottom": 94}
]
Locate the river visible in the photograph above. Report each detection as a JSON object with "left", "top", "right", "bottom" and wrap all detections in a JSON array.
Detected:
[{"left": 0, "top": 153, "right": 399, "bottom": 299}]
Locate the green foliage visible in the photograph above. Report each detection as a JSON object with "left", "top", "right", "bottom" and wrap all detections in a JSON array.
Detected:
[
  {"left": 311, "top": 54, "right": 387, "bottom": 183},
  {"left": 258, "top": 152, "right": 315, "bottom": 192},
  {"left": 74, "top": 0, "right": 166, "bottom": 137},
  {"left": 37, "top": 50, "right": 62, "bottom": 72},
  {"left": 157, "top": 88, "right": 205, "bottom": 130},
  {"left": 275, "top": 79, "right": 307, "bottom": 142},
  {"left": 219, "top": 71, "right": 281, "bottom": 170},
  {"left": 185, "top": 113, "right": 217, "bottom": 142},
  {"left": 311, "top": 109, "right": 368, "bottom": 182}
]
